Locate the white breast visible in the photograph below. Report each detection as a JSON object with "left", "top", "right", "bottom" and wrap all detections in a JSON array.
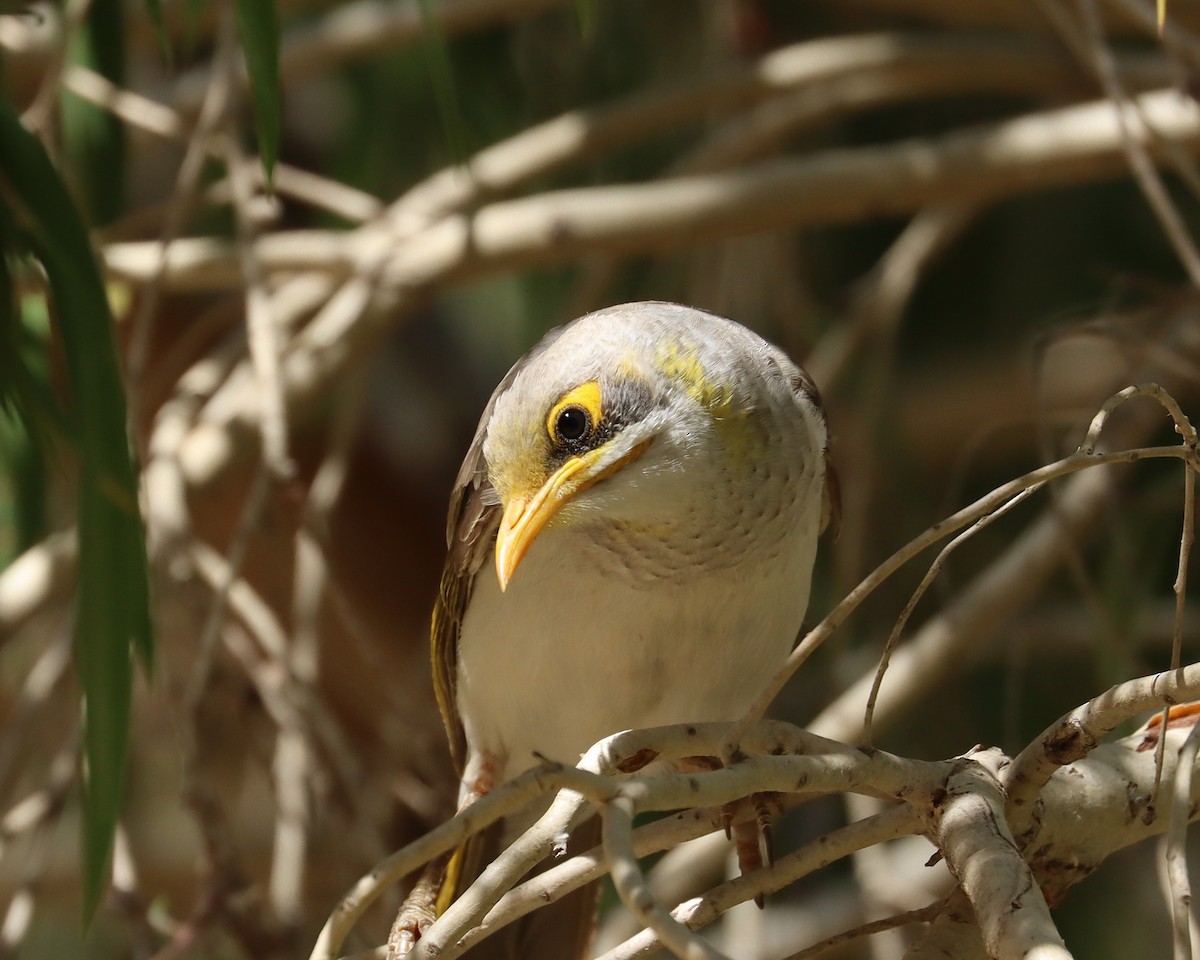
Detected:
[{"left": 456, "top": 467, "right": 822, "bottom": 783}]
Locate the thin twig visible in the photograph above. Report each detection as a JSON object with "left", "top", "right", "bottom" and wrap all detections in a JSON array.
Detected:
[
  {"left": 124, "top": 8, "right": 237, "bottom": 433},
  {"left": 603, "top": 790, "right": 728, "bottom": 960},
  {"left": 1077, "top": 0, "right": 1200, "bottom": 286},
  {"left": 593, "top": 804, "right": 924, "bottom": 960},
  {"left": 777, "top": 903, "right": 940, "bottom": 960},
  {"left": 181, "top": 463, "right": 272, "bottom": 712},
  {"left": 724, "top": 442, "right": 1200, "bottom": 761},
  {"left": 861, "top": 486, "right": 1039, "bottom": 745}
]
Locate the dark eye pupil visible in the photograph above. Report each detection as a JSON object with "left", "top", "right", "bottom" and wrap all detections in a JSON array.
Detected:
[{"left": 556, "top": 406, "right": 590, "bottom": 442}]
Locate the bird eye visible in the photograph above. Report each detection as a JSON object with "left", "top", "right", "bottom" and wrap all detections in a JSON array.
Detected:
[
  {"left": 546, "top": 381, "right": 603, "bottom": 448},
  {"left": 554, "top": 405, "right": 591, "bottom": 443}
]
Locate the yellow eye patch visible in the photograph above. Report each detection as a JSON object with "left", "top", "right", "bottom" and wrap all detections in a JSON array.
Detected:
[{"left": 546, "top": 380, "right": 603, "bottom": 442}]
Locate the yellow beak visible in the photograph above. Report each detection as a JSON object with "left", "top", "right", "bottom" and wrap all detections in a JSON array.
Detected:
[{"left": 494, "top": 440, "right": 650, "bottom": 591}]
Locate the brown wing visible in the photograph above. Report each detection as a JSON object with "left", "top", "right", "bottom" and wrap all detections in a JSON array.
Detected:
[
  {"left": 431, "top": 466, "right": 499, "bottom": 774},
  {"left": 432, "top": 326, "right": 570, "bottom": 774}
]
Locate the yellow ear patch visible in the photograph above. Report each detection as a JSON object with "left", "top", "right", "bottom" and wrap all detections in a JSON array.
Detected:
[
  {"left": 546, "top": 380, "right": 603, "bottom": 438},
  {"left": 654, "top": 342, "right": 733, "bottom": 418}
]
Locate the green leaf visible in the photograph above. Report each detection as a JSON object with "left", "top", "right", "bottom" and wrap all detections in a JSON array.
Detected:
[
  {"left": 62, "top": 0, "right": 127, "bottom": 227},
  {"left": 142, "top": 0, "right": 172, "bottom": 64},
  {"left": 0, "top": 96, "right": 152, "bottom": 924},
  {"left": 233, "top": 0, "right": 281, "bottom": 185},
  {"left": 573, "top": 0, "right": 598, "bottom": 39},
  {"left": 183, "top": 0, "right": 205, "bottom": 57},
  {"left": 416, "top": 0, "right": 469, "bottom": 164}
]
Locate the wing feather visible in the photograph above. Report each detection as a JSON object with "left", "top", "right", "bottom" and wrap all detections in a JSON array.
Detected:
[{"left": 431, "top": 326, "right": 569, "bottom": 773}]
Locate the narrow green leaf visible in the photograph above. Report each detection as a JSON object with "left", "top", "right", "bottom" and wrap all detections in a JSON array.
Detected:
[
  {"left": 142, "top": 0, "right": 172, "bottom": 64},
  {"left": 573, "top": 0, "right": 598, "bottom": 39},
  {"left": 62, "top": 0, "right": 126, "bottom": 226},
  {"left": 416, "top": 0, "right": 469, "bottom": 165},
  {"left": 0, "top": 295, "right": 51, "bottom": 562},
  {"left": 0, "top": 96, "right": 152, "bottom": 924},
  {"left": 183, "top": 0, "right": 205, "bottom": 57},
  {"left": 233, "top": 0, "right": 281, "bottom": 185}
]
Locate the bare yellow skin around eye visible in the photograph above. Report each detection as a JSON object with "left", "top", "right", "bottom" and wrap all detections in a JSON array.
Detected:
[{"left": 545, "top": 380, "right": 603, "bottom": 439}]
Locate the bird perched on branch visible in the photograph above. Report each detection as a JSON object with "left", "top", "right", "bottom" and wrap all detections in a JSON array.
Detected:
[{"left": 395, "top": 301, "right": 836, "bottom": 957}]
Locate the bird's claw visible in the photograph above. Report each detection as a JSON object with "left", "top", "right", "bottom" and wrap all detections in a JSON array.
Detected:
[
  {"left": 387, "top": 858, "right": 446, "bottom": 959},
  {"left": 728, "top": 792, "right": 778, "bottom": 909}
]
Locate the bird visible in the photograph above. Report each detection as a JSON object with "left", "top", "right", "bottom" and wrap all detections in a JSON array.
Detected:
[{"left": 394, "top": 300, "right": 836, "bottom": 958}]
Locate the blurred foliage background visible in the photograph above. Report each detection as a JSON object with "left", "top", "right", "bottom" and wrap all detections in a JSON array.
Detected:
[{"left": 2, "top": 0, "right": 1200, "bottom": 957}]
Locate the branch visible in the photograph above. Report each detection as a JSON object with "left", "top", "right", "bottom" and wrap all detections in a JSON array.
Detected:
[
  {"left": 116, "top": 87, "right": 1200, "bottom": 495},
  {"left": 922, "top": 749, "right": 1070, "bottom": 960}
]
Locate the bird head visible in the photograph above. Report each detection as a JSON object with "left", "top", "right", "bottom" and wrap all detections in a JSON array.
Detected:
[{"left": 479, "top": 303, "right": 829, "bottom": 591}]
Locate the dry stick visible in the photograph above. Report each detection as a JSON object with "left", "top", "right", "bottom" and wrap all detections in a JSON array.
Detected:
[
  {"left": 1005, "top": 663, "right": 1200, "bottom": 827},
  {"left": 142, "top": 331, "right": 246, "bottom": 588},
  {"left": 916, "top": 724, "right": 1200, "bottom": 958},
  {"left": 111, "top": 824, "right": 171, "bottom": 956},
  {"left": 0, "top": 739, "right": 77, "bottom": 862},
  {"left": 319, "top": 721, "right": 855, "bottom": 960},
  {"left": 928, "top": 749, "right": 1071, "bottom": 960},
  {"left": 155, "top": 87, "right": 1200, "bottom": 490},
  {"left": 269, "top": 725, "right": 310, "bottom": 929},
  {"left": 595, "top": 804, "right": 925, "bottom": 960},
  {"left": 212, "top": 9, "right": 292, "bottom": 483},
  {"left": 861, "top": 383, "right": 1197, "bottom": 745},
  {"left": 434, "top": 744, "right": 935, "bottom": 960},
  {"left": 410, "top": 723, "right": 789, "bottom": 960},
  {"left": 1167, "top": 721, "right": 1200, "bottom": 960},
  {"left": 603, "top": 790, "right": 727, "bottom": 960},
  {"left": 1170, "top": 420, "right": 1197, "bottom": 677},
  {"left": 189, "top": 539, "right": 361, "bottom": 802},
  {"left": 171, "top": 0, "right": 569, "bottom": 116},
  {"left": 0, "top": 635, "right": 71, "bottom": 810},
  {"left": 181, "top": 464, "right": 272, "bottom": 711},
  {"left": 483, "top": 794, "right": 826, "bottom": 958},
  {"left": 64, "top": 65, "right": 383, "bottom": 223},
  {"left": 481, "top": 810, "right": 731, "bottom": 960},
  {"left": 1081, "top": 385, "right": 1199, "bottom": 799},
  {"left": 818, "top": 378, "right": 1199, "bottom": 747},
  {"left": 270, "top": 376, "right": 366, "bottom": 928},
  {"left": 0, "top": 813, "right": 55, "bottom": 960},
  {"left": 860, "top": 487, "right": 1040, "bottom": 746},
  {"left": 18, "top": 0, "right": 89, "bottom": 135},
  {"left": 393, "top": 32, "right": 1154, "bottom": 232},
  {"left": 808, "top": 204, "right": 973, "bottom": 401},
  {"left": 104, "top": 86, "right": 1200, "bottom": 297},
  {"left": 124, "top": 11, "right": 237, "bottom": 434},
  {"left": 221, "top": 131, "right": 292, "bottom": 479},
  {"left": 309, "top": 762, "right": 616, "bottom": 960},
  {"left": 1160, "top": 387, "right": 1199, "bottom": 960},
  {"left": 0, "top": 531, "right": 75, "bottom": 644},
  {"left": 565, "top": 31, "right": 1148, "bottom": 319},
  {"left": 588, "top": 750, "right": 943, "bottom": 960},
  {"left": 1045, "top": 0, "right": 1200, "bottom": 210},
  {"left": 407, "top": 786, "right": 598, "bottom": 960},
  {"left": 778, "top": 904, "right": 941, "bottom": 960},
  {"left": 820, "top": 205, "right": 976, "bottom": 603},
  {"left": 723, "top": 442, "right": 1199, "bottom": 762},
  {"left": 99, "top": 79, "right": 1200, "bottom": 293},
  {"left": 166, "top": 85, "right": 1200, "bottom": 484},
  {"left": 1077, "top": 0, "right": 1200, "bottom": 286}
]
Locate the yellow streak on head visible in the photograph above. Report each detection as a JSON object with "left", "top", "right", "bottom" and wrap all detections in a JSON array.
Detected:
[
  {"left": 653, "top": 340, "right": 765, "bottom": 463},
  {"left": 653, "top": 340, "right": 734, "bottom": 418}
]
